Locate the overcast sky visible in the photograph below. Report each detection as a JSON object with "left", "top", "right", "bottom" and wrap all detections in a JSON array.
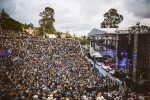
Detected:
[{"left": 0, "top": 0, "right": 150, "bottom": 35}]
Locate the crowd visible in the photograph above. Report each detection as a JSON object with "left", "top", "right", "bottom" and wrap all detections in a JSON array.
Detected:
[{"left": 0, "top": 30, "right": 149, "bottom": 100}]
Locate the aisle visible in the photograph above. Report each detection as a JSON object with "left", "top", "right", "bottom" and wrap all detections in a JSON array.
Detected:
[{"left": 88, "top": 58, "right": 121, "bottom": 85}]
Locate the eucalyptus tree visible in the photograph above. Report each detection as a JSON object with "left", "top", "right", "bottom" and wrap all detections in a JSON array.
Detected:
[
  {"left": 101, "top": 8, "right": 123, "bottom": 28},
  {"left": 39, "top": 7, "right": 55, "bottom": 37}
]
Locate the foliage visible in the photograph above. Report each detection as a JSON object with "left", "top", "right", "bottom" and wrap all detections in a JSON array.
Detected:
[
  {"left": 0, "top": 9, "right": 33, "bottom": 31},
  {"left": 34, "top": 27, "right": 43, "bottom": 36},
  {"left": 55, "top": 32, "right": 62, "bottom": 38},
  {"left": 101, "top": 8, "right": 123, "bottom": 28},
  {"left": 1, "top": 17, "right": 23, "bottom": 31},
  {"left": 54, "top": 31, "right": 90, "bottom": 45},
  {"left": 23, "top": 23, "right": 34, "bottom": 29},
  {"left": 39, "top": 7, "right": 55, "bottom": 37},
  {"left": 65, "top": 33, "right": 72, "bottom": 38},
  {"left": 79, "top": 36, "right": 90, "bottom": 45},
  {"left": 53, "top": 31, "right": 89, "bottom": 45}
]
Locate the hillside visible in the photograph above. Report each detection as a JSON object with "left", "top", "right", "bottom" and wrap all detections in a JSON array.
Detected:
[
  {"left": 0, "top": 9, "right": 23, "bottom": 31},
  {"left": 0, "top": 17, "right": 23, "bottom": 31}
]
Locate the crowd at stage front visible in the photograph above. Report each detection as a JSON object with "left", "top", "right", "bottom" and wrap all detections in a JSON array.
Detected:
[{"left": 0, "top": 31, "right": 148, "bottom": 100}]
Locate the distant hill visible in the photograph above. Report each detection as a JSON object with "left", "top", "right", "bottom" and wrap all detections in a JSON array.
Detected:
[{"left": 0, "top": 9, "right": 23, "bottom": 31}]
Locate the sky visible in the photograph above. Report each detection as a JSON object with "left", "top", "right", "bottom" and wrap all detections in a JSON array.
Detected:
[{"left": 0, "top": 0, "right": 150, "bottom": 35}]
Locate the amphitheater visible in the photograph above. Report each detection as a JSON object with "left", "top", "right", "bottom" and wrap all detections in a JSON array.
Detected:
[{"left": 1, "top": 30, "right": 143, "bottom": 100}]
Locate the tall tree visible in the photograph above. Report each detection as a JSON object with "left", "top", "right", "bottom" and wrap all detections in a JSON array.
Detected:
[
  {"left": 39, "top": 7, "right": 55, "bottom": 37},
  {"left": 101, "top": 8, "right": 123, "bottom": 28}
]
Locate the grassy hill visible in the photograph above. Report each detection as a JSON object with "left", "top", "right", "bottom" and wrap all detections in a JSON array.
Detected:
[{"left": 0, "top": 16, "right": 23, "bottom": 31}]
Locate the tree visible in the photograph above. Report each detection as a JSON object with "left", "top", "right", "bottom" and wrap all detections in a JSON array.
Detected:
[
  {"left": 65, "top": 33, "right": 72, "bottom": 38},
  {"left": 23, "top": 23, "right": 34, "bottom": 29},
  {"left": 34, "top": 27, "right": 43, "bottom": 36},
  {"left": 55, "top": 32, "right": 62, "bottom": 38},
  {"left": 79, "top": 36, "right": 90, "bottom": 45},
  {"left": 1, "top": 9, "right": 9, "bottom": 17},
  {"left": 29, "top": 23, "right": 34, "bottom": 28},
  {"left": 39, "top": 7, "right": 55, "bottom": 37},
  {"left": 101, "top": 8, "right": 123, "bottom": 28},
  {"left": 24, "top": 23, "right": 27, "bottom": 29}
]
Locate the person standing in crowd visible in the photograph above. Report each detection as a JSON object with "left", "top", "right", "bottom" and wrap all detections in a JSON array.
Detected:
[{"left": 96, "top": 93, "right": 104, "bottom": 100}]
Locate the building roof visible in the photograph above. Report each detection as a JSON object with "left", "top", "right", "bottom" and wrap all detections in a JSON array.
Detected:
[{"left": 88, "top": 28, "right": 106, "bottom": 36}]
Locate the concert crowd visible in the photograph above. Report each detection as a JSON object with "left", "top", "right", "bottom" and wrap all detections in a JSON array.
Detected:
[{"left": 0, "top": 31, "right": 148, "bottom": 100}]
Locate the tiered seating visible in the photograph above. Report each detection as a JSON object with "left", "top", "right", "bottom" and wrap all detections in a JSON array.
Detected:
[{"left": 0, "top": 30, "right": 119, "bottom": 100}]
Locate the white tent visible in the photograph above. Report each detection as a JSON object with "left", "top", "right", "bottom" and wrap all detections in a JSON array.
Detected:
[
  {"left": 91, "top": 52, "right": 103, "bottom": 58},
  {"left": 47, "top": 34, "right": 57, "bottom": 38}
]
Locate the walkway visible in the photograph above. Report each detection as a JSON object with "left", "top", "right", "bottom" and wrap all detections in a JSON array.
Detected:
[{"left": 87, "top": 58, "right": 122, "bottom": 85}]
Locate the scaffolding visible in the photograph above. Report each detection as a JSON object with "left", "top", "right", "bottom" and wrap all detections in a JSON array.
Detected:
[
  {"left": 132, "top": 33, "right": 138, "bottom": 81},
  {"left": 116, "top": 24, "right": 150, "bottom": 81}
]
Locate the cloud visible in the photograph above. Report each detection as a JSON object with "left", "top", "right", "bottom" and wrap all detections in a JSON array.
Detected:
[
  {"left": 0, "top": 0, "right": 150, "bottom": 35},
  {"left": 0, "top": 0, "right": 50, "bottom": 25},
  {"left": 125, "top": 0, "right": 150, "bottom": 18}
]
